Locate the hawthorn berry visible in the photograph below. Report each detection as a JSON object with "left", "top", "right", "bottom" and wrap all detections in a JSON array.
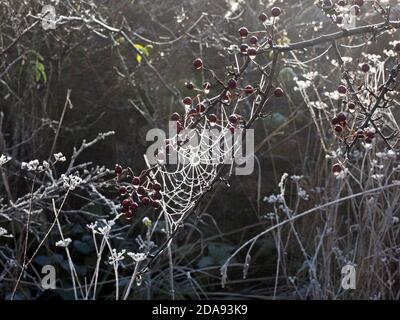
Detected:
[
  {"left": 238, "top": 27, "right": 249, "bottom": 38},
  {"left": 171, "top": 112, "right": 181, "bottom": 121},
  {"left": 356, "top": 129, "right": 364, "bottom": 138},
  {"left": 334, "top": 125, "right": 343, "bottom": 133},
  {"left": 332, "top": 163, "right": 343, "bottom": 174},
  {"left": 152, "top": 201, "right": 160, "bottom": 209},
  {"left": 228, "top": 114, "right": 238, "bottom": 124},
  {"left": 119, "top": 186, "right": 127, "bottom": 196},
  {"left": 122, "top": 198, "right": 132, "bottom": 209},
  {"left": 337, "top": 113, "right": 347, "bottom": 123},
  {"left": 196, "top": 103, "right": 206, "bottom": 113},
  {"left": 249, "top": 35, "right": 258, "bottom": 45},
  {"left": 227, "top": 78, "right": 237, "bottom": 90},
  {"left": 361, "top": 63, "right": 370, "bottom": 73},
  {"left": 337, "top": 85, "right": 347, "bottom": 94},
  {"left": 348, "top": 102, "right": 356, "bottom": 111},
  {"left": 115, "top": 164, "right": 123, "bottom": 175},
  {"left": 152, "top": 182, "right": 162, "bottom": 191},
  {"left": 183, "top": 97, "right": 193, "bottom": 106},
  {"left": 331, "top": 117, "right": 340, "bottom": 125},
  {"left": 137, "top": 186, "right": 146, "bottom": 195},
  {"left": 188, "top": 109, "right": 197, "bottom": 117},
  {"left": 365, "top": 130, "right": 375, "bottom": 139},
  {"left": 247, "top": 47, "right": 257, "bottom": 59},
  {"left": 274, "top": 87, "right": 284, "bottom": 97},
  {"left": 208, "top": 114, "right": 217, "bottom": 123},
  {"left": 151, "top": 192, "right": 162, "bottom": 200},
  {"left": 271, "top": 7, "right": 281, "bottom": 17},
  {"left": 130, "top": 201, "right": 138, "bottom": 211},
  {"left": 125, "top": 210, "right": 134, "bottom": 219},
  {"left": 141, "top": 197, "right": 151, "bottom": 206},
  {"left": 193, "top": 58, "right": 203, "bottom": 70},
  {"left": 244, "top": 85, "right": 254, "bottom": 94},
  {"left": 259, "top": 13, "right": 268, "bottom": 22},
  {"left": 132, "top": 176, "right": 141, "bottom": 186}
]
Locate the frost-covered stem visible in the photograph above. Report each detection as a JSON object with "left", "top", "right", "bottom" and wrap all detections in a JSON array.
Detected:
[{"left": 123, "top": 261, "right": 141, "bottom": 300}]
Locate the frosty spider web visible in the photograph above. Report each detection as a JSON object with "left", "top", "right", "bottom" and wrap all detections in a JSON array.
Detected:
[{"left": 146, "top": 109, "right": 246, "bottom": 231}]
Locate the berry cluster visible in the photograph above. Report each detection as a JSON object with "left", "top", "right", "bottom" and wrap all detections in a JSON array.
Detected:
[
  {"left": 319, "top": 0, "right": 365, "bottom": 25},
  {"left": 114, "top": 164, "right": 162, "bottom": 219}
]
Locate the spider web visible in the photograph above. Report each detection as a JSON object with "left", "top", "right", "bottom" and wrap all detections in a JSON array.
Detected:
[{"left": 147, "top": 109, "right": 244, "bottom": 231}]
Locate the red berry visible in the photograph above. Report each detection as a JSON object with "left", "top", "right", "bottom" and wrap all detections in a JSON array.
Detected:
[
  {"left": 152, "top": 182, "right": 162, "bottom": 192},
  {"left": 171, "top": 112, "right": 181, "bottom": 121},
  {"left": 365, "top": 130, "right": 375, "bottom": 139},
  {"left": 228, "top": 114, "right": 238, "bottom": 124},
  {"left": 196, "top": 103, "right": 206, "bottom": 113},
  {"left": 151, "top": 192, "right": 162, "bottom": 200},
  {"left": 227, "top": 78, "right": 237, "bottom": 90},
  {"left": 188, "top": 108, "right": 197, "bottom": 117},
  {"left": 334, "top": 125, "right": 343, "bottom": 133},
  {"left": 244, "top": 85, "right": 254, "bottom": 94},
  {"left": 152, "top": 201, "right": 160, "bottom": 209},
  {"left": 337, "top": 85, "right": 347, "bottom": 94},
  {"left": 137, "top": 186, "right": 146, "bottom": 195},
  {"left": 122, "top": 199, "right": 131, "bottom": 209},
  {"left": 125, "top": 210, "right": 134, "bottom": 219},
  {"left": 193, "top": 58, "right": 203, "bottom": 70},
  {"left": 119, "top": 186, "right": 127, "bottom": 195},
  {"left": 274, "top": 87, "right": 284, "bottom": 97},
  {"left": 259, "top": 13, "right": 268, "bottom": 22},
  {"left": 183, "top": 97, "right": 192, "bottom": 105},
  {"left": 337, "top": 113, "right": 347, "bottom": 123},
  {"left": 361, "top": 63, "right": 370, "bottom": 73},
  {"left": 331, "top": 117, "right": 340, "bottom": 125},
  {"left": 141, "top": 197, "right": 151, "bottom": 206},
  {"left": 249, "top": 35, "right": 258, "bottom": 45},
  {"left": 208, "top": 114, "right": 217, "bottom": 123},
  {"left": 247, "top": 47, "right": 257, "bottom": 59},
  {"left": 348, "top": 102, "right": 356, "bottom": 110},
  {"left": 356, "top": 129, "right": 364, "bottom": 138},
  {"left": 271, "top": 7, "right": 281, "bottom": 17},
  {"left": 238, "top": 27, "right": 249, "bottom": 38},
  {"left": 132, "top": 176, "right": 141, "bottom": 186},
  {"left": 332, "top": 163, "right": 343, "bottom": 174},
  {"left": 130, "top": 201, "right": 138, "bottom": 211},
  {"left": 115, "top": 164, "right": 123, "bottom": 175}
]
